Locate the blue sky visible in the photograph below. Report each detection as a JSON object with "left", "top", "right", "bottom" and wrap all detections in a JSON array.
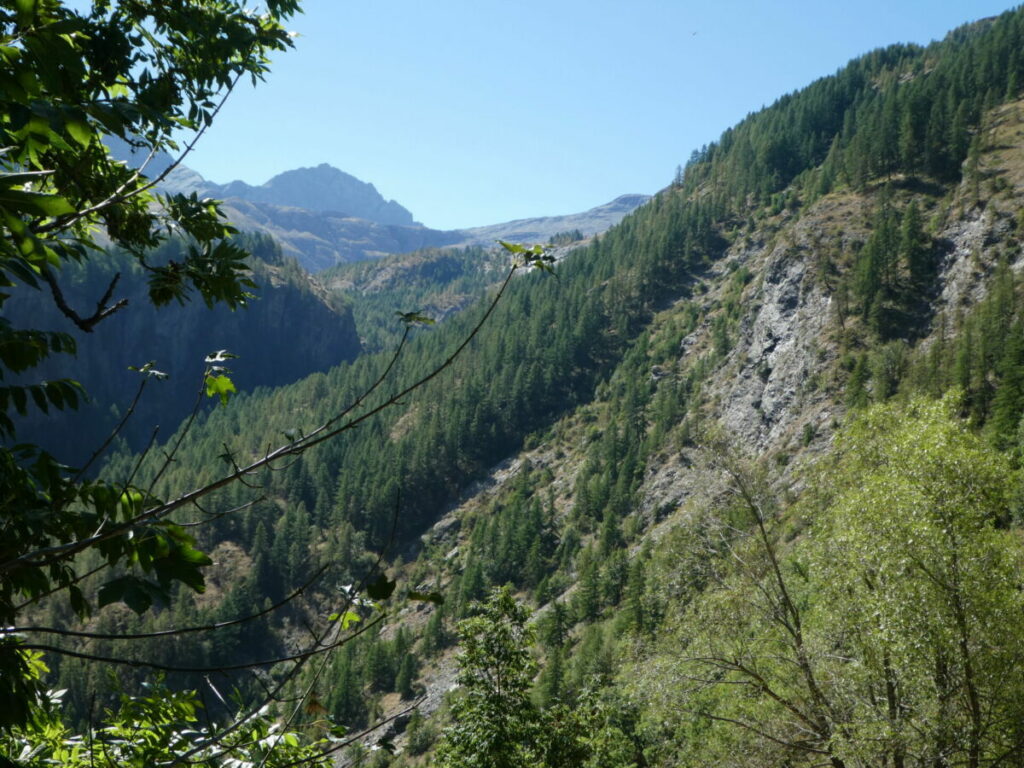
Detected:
[{"left": 184, "top": 1, "right": 1019, "bottom": 230}]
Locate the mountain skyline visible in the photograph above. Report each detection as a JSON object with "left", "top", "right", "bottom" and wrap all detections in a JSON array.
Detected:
[
  {"left": 180, "top": 0, "right": 1015, "bottom": 231},
  {"left": 123, "top": 144, "right": 652, "bottom": 270}
]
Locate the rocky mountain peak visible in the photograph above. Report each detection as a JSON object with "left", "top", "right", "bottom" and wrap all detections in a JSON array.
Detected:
[{"left": 203, "top": 164, "right": 417, "bottom": 226}]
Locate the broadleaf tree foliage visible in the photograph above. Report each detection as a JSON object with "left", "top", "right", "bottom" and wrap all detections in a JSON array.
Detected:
[
  {"left": 0, "top": 0, "right": 300, "bottom": 733},
  {"left": 436, "top": 587, "right": 597, "bottom": 768},
  {"left": 629, "top": 396, "right": 1024, "bottom": 768}
]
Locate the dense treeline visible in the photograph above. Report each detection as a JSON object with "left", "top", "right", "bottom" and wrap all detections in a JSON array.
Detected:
[{"left": 682, "top": 9, "right": 1024, "bottom": 208}]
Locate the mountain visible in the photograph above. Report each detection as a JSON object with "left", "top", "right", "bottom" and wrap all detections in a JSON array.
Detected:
[
  {"left": 7, "top": 235, "right": 361, "bottom": 464},
  {"left": 221, "top": 192, "right": 650, "bottom": 271},
  {"left": 104, "top": 144, "right": 457, "bottom": 268},
  {"left": 201, "top": 163, "right": 417, "bottom": 226},
  {"left": 40, "top": 8, "right": 1024, "bottom": 767},
  {"left": 107, "top": 139, "right": 649, "bottom": 270},
  {"left": 214, "top": 198, "right": 463, "bottom": 271},
  {"left": 198, "top": 177, "right": 649, "bottom": 271},
  {"left": 453, "top": 193, "right": 651, "bottom": 246},
  {"left": 106, "top": 141, "right": 415, "bottom": 226}
]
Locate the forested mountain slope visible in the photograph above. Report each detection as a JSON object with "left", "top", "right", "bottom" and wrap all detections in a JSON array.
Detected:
[
  {"left": 23, "top": 7, "right": 1024, "bottom": 768},
  {"left": 5, "top": 235, "right": 361, "bottom": 464},
  {"left": 207, "top": 191, "right": 648, "bottom": 272}
]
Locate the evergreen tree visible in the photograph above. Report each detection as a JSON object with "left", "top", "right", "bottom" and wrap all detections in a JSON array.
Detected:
[
  {"left": 395, "top": 652, "right": 418, "bottom": 700},
  {"left": 899, "top": 199, "right": 931, "bottom": 284}
]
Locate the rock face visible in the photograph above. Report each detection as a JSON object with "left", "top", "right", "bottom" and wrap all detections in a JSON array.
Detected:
[
  {"left": 714, "top": 204, "right": 854, "bottom": 452},
  {"left": 203, "top": 164, "right": 417, "bottom": 226}
]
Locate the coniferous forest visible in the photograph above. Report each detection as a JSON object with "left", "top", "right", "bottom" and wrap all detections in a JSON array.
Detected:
[{"left": 6, "top": 3, "right": 1024, "bottom": 767}]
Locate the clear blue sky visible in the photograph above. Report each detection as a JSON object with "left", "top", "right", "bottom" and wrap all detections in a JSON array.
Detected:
[{"left": 184, "top": 1, "right": 1018, "bottom": 230}]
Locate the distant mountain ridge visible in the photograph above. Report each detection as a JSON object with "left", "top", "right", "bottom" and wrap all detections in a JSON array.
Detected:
[
  {"left": 215, "top": 191, "right": 649, "bottom": 271},
  {"left": 455, "top": 193, "right": 651, "bottom": 246},
  {"left": 201, "top": 164, "right": 417, "bottom": 226},
  {"left": 215, "top": 198, "right": 462, "bottom": 271},
  {"left": 196, "top": 165, "right": 649, "bottom": 269},
  {"left": 105, "top": 140, "right": 650, "bottom": 269}
]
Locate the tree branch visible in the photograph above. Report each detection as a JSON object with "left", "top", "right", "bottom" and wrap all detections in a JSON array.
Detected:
[
  {"left": 40, "top": 268, "right": 129, "bottom": 333},
  {"left": 21, "top": 613, "right": 384, "bottom": 674},
  {"left": 10, "top": 561, "right": 332, "bottom": 641}
]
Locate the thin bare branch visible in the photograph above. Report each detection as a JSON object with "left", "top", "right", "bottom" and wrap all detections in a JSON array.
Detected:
[
  {"left": 10, "top": 561, "right": 332, "bottom": 641},
  {"left": 21, "top": 613, "right": 384, "bottom": 673},
  {"left": 41, "top": 267, "right": 129, "bottom": 333},
  {"left": 72, "top": 376, "right": 149, "bottom": 483}
]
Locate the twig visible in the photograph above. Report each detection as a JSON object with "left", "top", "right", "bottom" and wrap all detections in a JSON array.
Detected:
[
  {"left": 10, "top": 561, "right": 332, "bottom": 641},
  {"left": 41, "top": 268, "right": 129, "bottom": 333}
]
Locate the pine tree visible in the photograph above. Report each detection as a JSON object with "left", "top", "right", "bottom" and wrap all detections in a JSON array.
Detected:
[
  {"left": 395, "top": 652, "right": 418, "bottom": 700},
  {"left": 990, "top": 320, "right": 1024, "bottom": 448},
  {"left": 899, "top": 200, "right": 931, "bottom": 285},
  {"left": 847, "top": 354, "right": 871, "bottom": 409}
]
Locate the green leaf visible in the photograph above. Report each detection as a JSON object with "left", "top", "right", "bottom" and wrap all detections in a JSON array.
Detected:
[
  {"left": 151, "top": 543, "right": 210, "bottom": 594},
  {"left": 29, "top": 385, "right": 47, "bottom": 413},
  {"left": 14, "top": 0, "right": 38, "bottom": 26},
  {"left": 98, "top": 576, "right": 161, "bottom": 614},
  {"left": 1, "top": 257, "right": 40, "bottom": 289},
  {"left": 0, "top": 188, "right": 75, "bottom": 217},
  {"left": 10, "top": 387, "right": 26, "bottom": 415},
  {"left": 68, "top": 584, "right": 88, "bottom": 619},
  {"left": 119, "top": 490, "right": 143, "bottom": 517},
  {"left": 204, "top": 374, "right": 236, "bottom": 405},
  {"left": 64, "top": 118, "right": 91, "bottom": 148}
]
